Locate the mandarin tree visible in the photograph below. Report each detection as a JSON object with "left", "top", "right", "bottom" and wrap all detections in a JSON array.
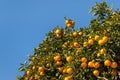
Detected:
[{"left": 17, "top": 2, "right": 120, "bottom": 80}]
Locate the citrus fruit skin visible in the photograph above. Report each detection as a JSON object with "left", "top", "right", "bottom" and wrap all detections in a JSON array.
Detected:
[
  {"left": 83, "top": 42, "right": 88, "bottom": 47},
  {"left": 79, "top": 31, "right": 83, "bottom": 36},
  {"left": 56, "top": 34, "right": 61, "bottom": 38},
  {"left": 71, "top": 20, "right": 75, "bottom": 25},
  {"left": 88, "top": 39, "right": 94, "bottom": 45},
  {"left": 55, "top": 29, "right": 61, "bottom": 35},
  {"left": 38, "top": 67, "right": 44, "bottom": 72},
  {"left": 94, "top": 62, "right": 100, "bottom": 69},
  {"left": 66, "top": 24, "right": 73, "bottom": 28},
  {"left": 94, "top": 35, "right": 99, "bottom": 41},
  {"left": 81, "top": 57, "right": 87, "bottom": 63},
  {"left": 40, "top": 71, "right": 45, "bottom": 76},
  {"left": 88, "top": 61, "right": 94, "bottom": 68},
  {"left": 35, "top": 74, "right": 39, "bottom": 79},
  {"left": 58, "top": 67, "right": 63, "bottom": 73},
  {"left": 81, "top": 62, "right": 87, "bottom": 68},
  {"left": 64, "top": 76, "right": 72, "bottom": 80},
  {"left": 103, "top": 30, "right": 107, "bottom": 35},
  {"left": 65, "top": 20, "right": 71, "bottom": 24},
  {"left": 32, "top": 66, "right": 36, "bottom": 70},
  {"left": 67, "top": 67, "right": 73, "bottom": 74},
  {"left": 54, "top": 55, "right": 61, "bottom": 61},
  {"left": 93, "top": 70, "right": 99, "bottom": 77},
  {"left": 104, "top": 60, "right": 111, "bottom": 67},
  {"left": 111, "top": 62, "right": 118, "bottom": 68},
  {"left": 63, "top": 69, "right": 67, "bottom": 74},
  {"left": 31, "top": 57, "right": 36, "bottom": 61},
  {"left": 56, "top": 61, "right": 62, "bottom": 66},
  {"left": 111, "top": 71, "right": 117, "bottom": 76},
  {"left": 66, "top": 56, "right": 72, "bottom": 62},
  {"left": 100, "top": 48, "right": 106, "bottom": 54},
  {"left": 102, "top": 36, "right": 109, "bottom": 43},
  {"left": 73, "top": 42, "right": 79, "bottom": 48},
  {"left": 73, "top": 32, "right": 78, "bottom": 38},
  {"left": 98, "top": 39, "right": 104, "bottom": 46},
  {"left": 26, "top": 70, "right": 31, "bottom": 76}
]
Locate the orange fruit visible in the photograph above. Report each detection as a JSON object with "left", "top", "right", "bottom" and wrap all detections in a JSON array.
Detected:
[
  {"left": 81, "top": 62, "right": 87, "bottom": 68},
  {"left": 94, "top": 35, "right": 99, "bottom": 41},
  {"left": 78, "top": 31, "right": 83, "bottom": 36},
  {"left": 64, "top": 42, "right": 68, "bottom": 45},
  {"left": 93, "top": 70, "right": 99, "bottom": 77},
  {"left": 65, "top": 20, "right": 71, "bottom": 24},
  {"left": 38, "top": 67, "right": 44, "bottom": 72},
  {"left": 100, "top": 48, "right": 106, "bottom": 54},
  {"left": 97, "top": 53, "right": 101, "bottom": 57},
  {"left": 88, "top": 39, "right": 94, "bottom": 45},
  {"left": 31, "top": 56, "right": 36, "bottom": 61},
  {"left": 73, "top": 31, "right": 78, "bottom": 38},
  {"left": 73, "top": 42, "right": 79, "bottom": 48},
  {"left": 104, "top": 60, "right": 111, "bottom": 67},
  {"left": 35, "top": 74, "right": 39, "bottom": 79},
  {"left": 83, "top": 42, "right": 88, "bottom": 47},
  {"left": 94, "top": 62, "right": 100, "bottom": 68},
  {"left": 32, "top": 66, "right": 36, "bottom": 70},
  {"left": 56, "top": 61, "right": 62, "bottom": 66},
  {"left": 46, "top": 63, "right": 50, "bottom": 68},
  {"left": 58, "top": 67, "right": 63, "bottom": 73},
  {"left": 88, "top": 61, "right": 94, "bottom": 68},
  {"left": 66, "top": 23, "right": 73, "bottom": 28},
  {"left": 103, "top": 30, "right": 107, "bottom": 35},
  {"left": 40, "top": 71, "right": 45, "bottom": 76},
  {"left": 81, "top": 57, "right": 87, "bottom": 63},
  {"left": 102, "top": 36, "right": 109, "bottom": 43},
  {"left": 26, "top": 70, "right": 31, "bottom": 76},
  {"left": 71, "top": 20, "right": 75, "bottom": 25},
  {"left": 56, "top": 34, "right": 61, "bottom": 38},
  {"left": 64, "top": 76, "right": 72, "bottom": 80},
  {"left": 111, "top": 71, "right": 117, "bottom": 76},
  {"left": 63, "top": 69, "right": 67, "bottom": 74},
  {"left": 62, "top": 44, "right": 67, "bottom": 48},
  {"left": 98, "top": 39, "right": 104, "bottom": 46},
  {"left": 111, "top": 62, "right": 118, "bottom": 68},
  {"left": 29, "top": 77, "right": 34, "bottom": 80},
  {"left": 89, "top": 35, "right": 92, "bottom": 39},
  {"left": 54, "top": 55, "right": 61, "bottom": 61},
  {"left": 67, "top": 67, "right": 73, "bottom": 74},
  {"left": 66, "top": 56, "right": 72, "bottom": 62},
  {"left": 55, "top": 29, "right": 61, "bottom": 35}
]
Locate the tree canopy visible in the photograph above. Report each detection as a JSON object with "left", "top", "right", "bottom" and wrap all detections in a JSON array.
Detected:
[{"left": 17, "top": 2, "right": 120, "bottom": 80}]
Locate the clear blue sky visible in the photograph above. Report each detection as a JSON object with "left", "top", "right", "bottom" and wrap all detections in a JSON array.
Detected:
[{"left": 0, "top": 0, "right": 119, "bottom": 80}]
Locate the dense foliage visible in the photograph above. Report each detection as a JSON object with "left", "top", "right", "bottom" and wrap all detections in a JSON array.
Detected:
[{"left": 17, "top": 2, "right": 120, "bottom": 80}]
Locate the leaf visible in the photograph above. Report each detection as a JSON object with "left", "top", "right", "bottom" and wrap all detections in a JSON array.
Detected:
[{"left": 19, "top": 66, "right": 25, "bottom": 72}]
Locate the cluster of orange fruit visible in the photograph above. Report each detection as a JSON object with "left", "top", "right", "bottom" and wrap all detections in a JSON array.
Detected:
[
  {"left": 80, "top": 57, "right": 118, "bottom": 77},
  {"left": 73, "top": 31, "right": 83, "bottom": 38},
  {"left": 98, "top": 36, "right": 109, "bottom": 46},
  {"left": 54, "top": 19, "right": 118, "bottom": 79},
  {"left": 25, "top": 57, "right": 45, "bottom": 80},
  {"left": 53, "top": 55, "right": 74, "bottom": 80},
  {"left": 83, "top": 35, "right": 109, "bottom": 48},
  {"left": 54, "top": 55, "right": 62, "bottom": 66},
  {"left": 80, "top": 57, "right": 100, "bottom": 77},
  {"left": 55, "top": 29, "right": 62, "bottom": 38},
  {"left": 65, "top": 19, "right": 75, "bottom": 28}
]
